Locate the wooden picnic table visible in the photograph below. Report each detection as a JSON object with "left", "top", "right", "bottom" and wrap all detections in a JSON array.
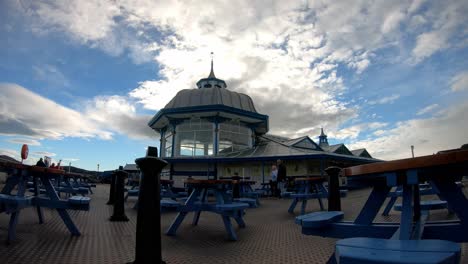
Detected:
[
  {"left": 296, "top": 149, "right": 468, "bottom": 263},
  {"left": 287, "top": 176, "right": 328, "bottom": 215},
  {"left": 297, "top": 148, "right": 468, "bottom": 242},
  {"left": 166, "top": 179, "right": 248, "bottom": 241},
  {"left": 0, "top": 161, "right": 90, "bottom": 243}
]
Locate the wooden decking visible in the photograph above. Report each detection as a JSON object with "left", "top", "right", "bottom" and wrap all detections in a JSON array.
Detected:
[{"left": 0, "top": 184, "right": 466, "bottom": 263}]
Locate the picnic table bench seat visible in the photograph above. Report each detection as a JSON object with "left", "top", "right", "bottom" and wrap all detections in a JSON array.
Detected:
[
  {"left": 335, "top": 237, "right": 461, "bottom": 264},
  {"left": 295, "top": 211, "right": 344, "bottom": 228},
  {"left": 0, "top": 194, "right": 34, "bottom": 211},
  {"left": 215, "top": 202, "right": 249, "bottom": 211},
  {"left": 233, "top": 198, "right": 258, "bottom": 208},
  {"left": 32, "top": 196, "right": 90, "bottom": 211},
  {"left": 160, "top": 199, "right": 182, "bottom": 212},
  {"left": 68, "top": 196, "right": 91, "bottom": 210},
  {"left": 127, "top": 189, "right": 139, "bottom": 196},
  {"left": 394, "top": 200, "right": 447, "bottom": 212},
  {"left": 27, "top": 188, "right": 47, "bottom": 194},
  {"left": 56, "top": 186, "right": 89, "bottom": 195}
]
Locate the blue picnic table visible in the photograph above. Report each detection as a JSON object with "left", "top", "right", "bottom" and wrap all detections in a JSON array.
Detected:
[
  {"left": 166, "top": 179, "right": 249, "bottom": 241},
  {"left": 296, "top": 149, "right": 468, "bottom": 263},
  {"left": 0, "top": 162, "right": 90, "bottom": 243},
  {"left": 287, "top": 176, "right": 327, "bottom": 215}
]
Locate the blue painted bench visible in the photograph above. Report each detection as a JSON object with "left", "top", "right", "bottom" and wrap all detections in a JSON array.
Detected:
[
  {"left": 234, "top": 197, "right": 258, "bottom": 208},
  {"left": 0, "top": 194, "right": 34, "bottom": 212},
  {"left": 216, "top": 203, "right": 249, "bottom": 211},
  {"left": 28, "top": 188, "right": 47, "bottom": 194},
  {"left": 394, "top": 200, "right": 447, "bottom": 212},
  {"left": 56, "top": 186, "right": 89, "bottom": 195},
  {"left": 335, "top": 237, "right": 460, "bottom": 264},
  {"left": 127, "top": 189, "right": 139, "bottom": 196},
  {"left": 68, "top": 196, "right": 91, "bottom": 210},
  {"left": 160, "top": 199, "right": 183, "bottom": 213},
  {"left": 33, "top": 196, "right": 91, "bottom": 211},
  {"left": 295, "top": 211, "right": 344, "bottom": 228}
]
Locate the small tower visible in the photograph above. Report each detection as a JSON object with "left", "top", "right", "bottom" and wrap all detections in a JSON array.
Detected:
[
  {"left": 196, "top": 52, "right": 227, "bottom": 89},
  {"left": 319, "top": 128, "right": 329, "bottom": 147}
]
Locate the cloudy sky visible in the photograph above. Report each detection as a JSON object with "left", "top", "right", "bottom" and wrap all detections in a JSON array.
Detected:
[{"left": 1, "top": 0, "right": 467, "bottom": 170}]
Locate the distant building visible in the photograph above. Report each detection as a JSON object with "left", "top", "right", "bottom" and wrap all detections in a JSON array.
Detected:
[
  {"left": 147, "top": 59, "right": 378, "bottom": 185},
  {"left": 123, "top": 163, "right": 140, "bottom": 181}
]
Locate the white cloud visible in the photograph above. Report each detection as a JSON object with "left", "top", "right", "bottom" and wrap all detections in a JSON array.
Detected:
[
  {"left": 410, "top": 1, "right": 467, "bottom": 63},
  {"left": 9, "top": 0, "right": 468, "bottom": 140},
  {"left": 0, "top": 83, "right": 113, "bottom": 140},
  {"left": 62, "top": 158, "right": 80, "bottom": 162},
  {"left": 348, "top": 101, "right": 468, "bottom": 160},
  {"left": 368, "top": 94, "right": 400, "bottom": 105},
  {"left": 5, "top": 138, "right": 41, "bottom": 146},
  {"left": 450, "top": 71, "right": 468, "bottom": 92},
  {"left": 0, "top": 148, "right": 21, "bottom": 161},
  {"left": 32, "top": 151, "right": 56, "bottom": 157},
  {"left": 416, "top": 104, "right": 439, "bottom": 115},
  {"left": 33, "top": 64, "right": 69, "bottom": 88},
  {"left": 83, "top": 95, "right": 155, "bottom": 139},
  {"left": 412, "top": 31, "right": 449, "bottom": 62},
  {"left": 381, "top": 11, "right": 405, "bottom": 34},
  {"left": 0, "top": 83, "right": 154, "bottom": 141},
  {"left": 329, "top": 122, "right": 388, "bottom": 140}
]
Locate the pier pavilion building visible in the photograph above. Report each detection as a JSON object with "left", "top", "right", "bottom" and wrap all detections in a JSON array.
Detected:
[{"left": 148, "top": 61, "right": 377, "bottom": 185}]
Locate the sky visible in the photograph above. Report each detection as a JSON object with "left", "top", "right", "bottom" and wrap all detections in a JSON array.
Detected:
[{"left": 1, "top": 0, "right": 467, "bottom": 171}]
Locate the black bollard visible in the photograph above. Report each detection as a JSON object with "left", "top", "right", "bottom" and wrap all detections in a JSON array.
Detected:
[
  {"left": 106, "top": 172, "right": 117, "bottom": 205},
  {"left": 110, "top": 166, "right": 129, "bottom": 222},
  {"left": 326, "top": 166, "right": 342, "bottom": 211},
  {"left": 130, "top": 147, "right": 168, "bottom": 264}
]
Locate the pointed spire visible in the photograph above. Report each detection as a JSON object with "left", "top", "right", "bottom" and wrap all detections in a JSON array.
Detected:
[
  {"left": 319, "top": 127, "right": 328, "bottom": 147},
  {"left": 208, "top": 52, "right": 216, "bottom": 78}
]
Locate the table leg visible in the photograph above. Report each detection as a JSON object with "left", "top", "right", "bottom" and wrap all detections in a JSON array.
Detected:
[
  {"left": 33, "top": 177, "right": 44, "bottom": 224},
  {"left": 288, "top": 198, "right": 298, "bottom": 213},
  {"left": 40, "top": 175, "right": 81, "bottom": 236},
  {"left": 382, "top": 196, "right": 397, "bottom": 216},
  {"left": 301, "top": 199, "right": 308, "bottom": 215},
  {"left": 233, "top": 211, "right": 246, "bottom": 228},
  {"left": 166, "top": 188, "right": 200, "bottom": 236},
  {"left": 354, "top": 182, "right": 390, "bottom": 225},
  {"left": 432, "top": 179, "right": 468, "bottom": 226},
  {"left": 399, "top": 184, "right": 414, "bottom": 240},
  {"left": 7, "top": 211, "right": 21, "bottom": 243},
  {"left": 221, "top": 215, "right": 237, "bottom": 241},
  {"left": 192, "top": 188, "right": 207, "bottom": 226}
]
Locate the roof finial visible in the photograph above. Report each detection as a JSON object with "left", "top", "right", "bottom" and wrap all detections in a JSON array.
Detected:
[{"left": 208, "top": 51, "right": 216, "bottom": 78}]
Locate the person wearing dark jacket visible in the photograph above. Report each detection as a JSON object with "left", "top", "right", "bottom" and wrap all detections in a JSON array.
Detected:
[
  {"left": 36, "top": 157, "right": 46, "bottom": 167},
  {"left": 277, "top": 159, "right": 287, "bottom": 196}
]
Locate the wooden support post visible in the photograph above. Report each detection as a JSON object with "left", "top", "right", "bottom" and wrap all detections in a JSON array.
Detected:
[
  {"left": 130, "top": 147, "right": 168, "bottom": 264},
  {"left": 110, "top": 166, "right": 129, "bottom": 222},
  {"left": 326, "top": 166, "right": 342, "bottom": 211}
]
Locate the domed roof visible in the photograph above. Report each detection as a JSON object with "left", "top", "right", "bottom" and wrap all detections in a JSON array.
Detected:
[
  {"left": 164, "top": 87, "right": 258, "bottom": 113},
  {"left": 148, "top": 57, "right": 269, "bottom": 134}
]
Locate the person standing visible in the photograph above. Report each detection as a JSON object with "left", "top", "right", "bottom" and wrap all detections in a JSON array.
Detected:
[
  {"left": 277, "top": 159, "right": 287, "bottom": 197},
  {"left": 269, "top": 164, "right": 278, "bottom": 197},
  {"left": 36, "top": 157, "right": 46, "bottom": 167}
]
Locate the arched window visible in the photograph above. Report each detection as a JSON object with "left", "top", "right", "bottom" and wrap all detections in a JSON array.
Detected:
[{"left": 175, "top": 118, "right": 214, "bottom": 156}]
